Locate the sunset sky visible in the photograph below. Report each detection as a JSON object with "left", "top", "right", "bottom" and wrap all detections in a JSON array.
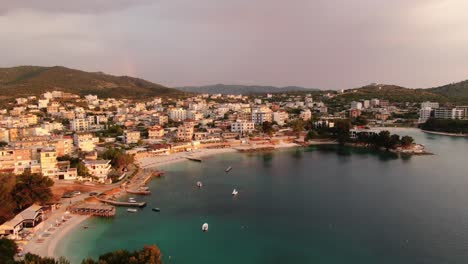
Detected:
[{"left": 1, "top": 0, "right": 467, "bottom": 89}]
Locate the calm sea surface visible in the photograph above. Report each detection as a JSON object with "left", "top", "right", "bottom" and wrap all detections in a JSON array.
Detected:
[{"left": 56, "top": 128, "right": 468, "bottom": 264}]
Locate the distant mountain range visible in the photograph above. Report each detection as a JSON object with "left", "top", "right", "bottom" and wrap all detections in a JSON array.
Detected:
[
  {"left": 177, "top": 84, "right": 320, "bottom": 95},
  {"left": 2, "top": 65, "right": 468, "bottom": 104},
  {"left": 0, "top": 66, "right": 184, "bottom": 101}
]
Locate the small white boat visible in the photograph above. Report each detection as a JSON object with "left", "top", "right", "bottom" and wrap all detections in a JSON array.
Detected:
[
  {"left": 127, "top": 208, "right": 138, "bottom": 213},
  {"left": 225, "top": 166, "right": 232, "bottom": 172},
  {"left": 196, "top": 181, "right": 203, "bottom": 188},
  {"left": 232, "top": 189, "right": 238, "bottom": 196},
  {"left": 202, "top": 223, "right": 209, "bottom": 232}
]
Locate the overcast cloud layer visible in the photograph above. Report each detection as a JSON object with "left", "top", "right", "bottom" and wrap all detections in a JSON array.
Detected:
[{"left": 1, "top": 0, "right": 467, "bottom": 89}]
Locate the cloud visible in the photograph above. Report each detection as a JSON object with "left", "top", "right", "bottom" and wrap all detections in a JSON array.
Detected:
[
  {"left": 0, "top": 0, "right": 152, "bottom": 14},
  {"left": 1, "top": 0, "right": 468, "bottom": 89}
]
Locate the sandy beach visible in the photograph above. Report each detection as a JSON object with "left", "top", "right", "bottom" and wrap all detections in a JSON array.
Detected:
[
  {"left": 22, "top": 210, "right": 90, "bottom": 259},
  {"left": 138, "top": 147, "right": 238, "bottom": 169},
  {"left": 138, "top": 143, "right": 305, "bottom": 169}
]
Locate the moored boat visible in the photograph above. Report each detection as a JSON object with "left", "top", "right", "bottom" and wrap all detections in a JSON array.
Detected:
[
  {"left": 152, "top": 208, "right": 161, "bottom": 212},
  {"left": 127, "top": 208, "right": 138, "bottom": 213}
]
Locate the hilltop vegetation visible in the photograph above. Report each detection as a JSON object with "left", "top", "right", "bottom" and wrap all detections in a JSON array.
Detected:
[
  {"left": 428, "top": 80, "right": 468, "bottom": 103},
  {"left": 177, "top": 84, "right": 319, "bottom": 94},
  {"left": 0, "top": 66, "right": 185, "bottom": 100},
  {"left": 331, "top": 84, "right": 448, "bottom": 104}
]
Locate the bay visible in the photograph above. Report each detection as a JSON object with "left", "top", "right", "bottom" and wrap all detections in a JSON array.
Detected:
[{"left": 56, "top": 128, "right": 468, "bottom": 264}]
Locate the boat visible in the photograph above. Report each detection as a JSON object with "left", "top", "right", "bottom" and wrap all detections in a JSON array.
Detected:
[
  {"left": 202, "top": 223, "right": 209, "bottom": 232},
  {"left": 196, "top": 181, "right": 203, "bottom": 188},
  {"left": 225, "top": 166, "right": 232, "bottom": 172},
  {"left": 152, "top": 208, "right": 161, "bottom": 212},
  {"left": 128, "top": 198, "right": 137, "bottom": 203},
  {"left": 127, "top": 208, "right": 138, "bottom": 213},
  {"left": 232, "top": 189, "right": 238, "bottom": 196}
]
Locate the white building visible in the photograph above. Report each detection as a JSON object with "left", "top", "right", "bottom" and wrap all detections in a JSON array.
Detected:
[
  {"left": 418, "top": 107, "right": 433, "bottom": 123},
  {"left": 272, "top": 111, "right": 289, "bottom": 126},
  {"left": 231, "top": 120, "right": 255, "bottom": 135},
  {"left": 124, "top": 130, "right": 140, "bottom": 144},
  {"left": 434, "top": 108, "right": 464, "bottom": 120},
  {"left": 74, "top": 133, "right": 98, "bottom": 152},
  {"left": 350, "top": 101, "right": 363, "bottom": 110},
  {"left": 421, "top": 101, "right": 439, "bottom": 109},
  {"left": 70, "top": 118, "right": 91, "bottom": 132},
  {"left": 168, "top": 108, "right": 187, "bottom": 121},
  {"left": 83, "top": 160, "right": 111, "bottom": 183}
]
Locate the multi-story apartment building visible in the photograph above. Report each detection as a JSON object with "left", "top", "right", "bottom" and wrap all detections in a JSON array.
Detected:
[
  {"left": 73, "top": 133, "right": 98, "bottom": 152},
  {"left": 251, "top": 107, "right": 272, "bottom": 125},
  {"left": 83, "top": 160, "right": 111, "bottom": 183},
  {"left": 148, "top": 126, "right": 164, "bottom": 140},
  {"left": 418, "top": 107, "right": 433, "bottom": 123},
  {"left": 168, "top": 108, "right": 187, "bottom": 121},
  {"left": 124, "top": 130, "right": 141, "bottom": 144},
  {"left": 434, "top": 108, "right": 464, "bottom": 120},
  {"left": 39, "top": 148, "right": 57, "bottom": 178},
  {"left": 70, "top": 118, "right": 91, "bottom": 132},
  {"left": 421, "top": 101, "right": 440, "bottom": 109},
  {"left": 350, "top": 101, "right": 363, "bottom": 110},
  {"left": 231, "top": 120, "right": 255, "bottom": 135},
  {"left": 176, "top": 124, "right": 194, "bottom": 141},
  {"left": 272, "top": 111, "right": 289, "bottom": 125}
]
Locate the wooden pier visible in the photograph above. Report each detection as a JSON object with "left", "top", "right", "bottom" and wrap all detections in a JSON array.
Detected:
[
  {"left": 69, "top": 204, "right": 115, "bottom": 217},
  {"left": 97, "top": 197, "right": 146, "bottom": 207},
  {"left": 186, "top": 157, "right": 202, "bottom": 162},
  {"left": 126, "top": 189, "right": 151, "bottom": 195}
]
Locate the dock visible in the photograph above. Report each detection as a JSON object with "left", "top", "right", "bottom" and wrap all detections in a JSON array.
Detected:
[
  {"left": 186, "top": 157, "right": 202, "bottom": 162},
  {"left": 69, "top": 204, "right": 116, "bottom": 217},
  {"left": 125, "top": 189, "right": 151, "bottom": 195},
  {"left": 97, "top": 197, "right": 146, "bottom": 207}
]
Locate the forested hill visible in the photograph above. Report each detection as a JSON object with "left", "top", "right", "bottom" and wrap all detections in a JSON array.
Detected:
[{"left": 0, "top": 66, "right": 185, "bottom": 100}]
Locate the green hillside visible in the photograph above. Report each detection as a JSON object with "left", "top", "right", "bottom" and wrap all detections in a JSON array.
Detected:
[
  {"left": 332, "top": 84, "right": 448, "bottom": 104},
  {"left": 0, "top": 66, "right": 184, "bottom": 100},
  {"left": 428, "top": 80, "right": 468, "bottom": 103}
]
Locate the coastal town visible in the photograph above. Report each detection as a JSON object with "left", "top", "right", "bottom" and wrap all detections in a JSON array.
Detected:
[{"left": 0, "top": 87, "right": 465, "bottom": 261}]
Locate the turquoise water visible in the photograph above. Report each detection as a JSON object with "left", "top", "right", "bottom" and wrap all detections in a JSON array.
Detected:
[{"left": 56, "top": 128, "right": 468, "bottom": 264}]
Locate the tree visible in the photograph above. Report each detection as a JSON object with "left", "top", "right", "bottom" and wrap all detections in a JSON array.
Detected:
[
  {"left": 76, "top": 162, "right": 90, "bottom": 177},
  {"left": 290, "top": 119, "right": 304, "bottom": 138},
  {"left": 13, "top": 172, "right": 54, "bottom": 210},
  {"left": 333, "top": 119, "right": 351, "bottom": 144},
  {"left": 305, "top": 130, "right": 318, "bottom": 141},
  {"left": 82, "top": 245, "right": 162, "bottom": 264},
  {"left": 0, "top": 238, "right": 17, "bottom": 264},
  {"left": 261, "top": 121, "right": 274, "bottom": 136},
  {"left": 21, "top": 253, "right": 70, "bottom": 264},
  {"left": 0, "top": 174, "right": 16, "bottom": 223},
  {"left": 401, "top": 136, "right": 414, "bottom": 147},
  {"left": 0, "top": 141, "right": 8, "bottom": 147}
]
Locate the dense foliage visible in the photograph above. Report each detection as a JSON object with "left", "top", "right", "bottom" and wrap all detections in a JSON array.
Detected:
[
  {"left": 420, "top": 118, "right": 468, "bottom": 134},
  {"left": 101, "top": 148, "right": 134, "bottom": 169},
  {"left": 0, "top": 172, "right": 54, "bottom": 223},
  {"left": 0, "top": 239, "right": 162, "bottom": 264},
  {"left": 354, "top": 131, "right": 414, "bottom": 150}
]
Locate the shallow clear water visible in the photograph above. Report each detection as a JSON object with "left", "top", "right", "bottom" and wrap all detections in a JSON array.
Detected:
[{"left": 56, "top": 128, "right": 468, "bottom": 264}]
